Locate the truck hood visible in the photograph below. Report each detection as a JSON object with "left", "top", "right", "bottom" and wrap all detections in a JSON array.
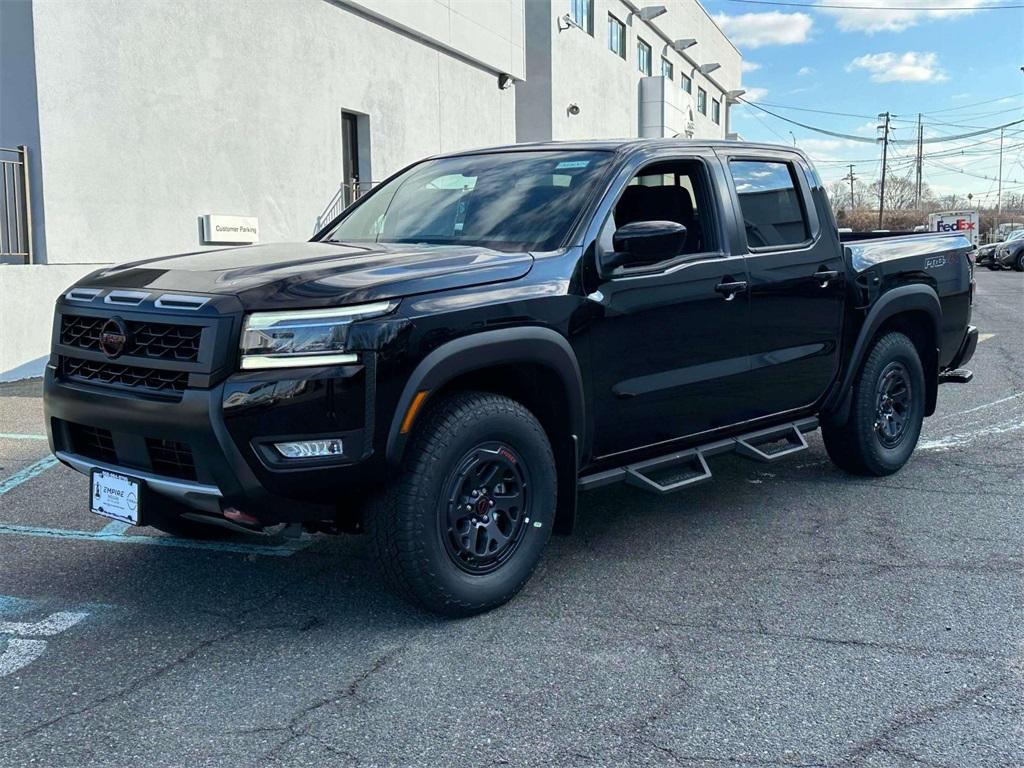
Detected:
[{"left": 84, "top": 241, "right": 535, "bottom": 310}]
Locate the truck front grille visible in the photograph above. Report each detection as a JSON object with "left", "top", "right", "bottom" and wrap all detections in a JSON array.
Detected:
[
  {"left": 60, "top": 356, "right": 189, "bottom": 394},
  {"left": 60, "top": 315, "right": 202, "bottom": 362}
]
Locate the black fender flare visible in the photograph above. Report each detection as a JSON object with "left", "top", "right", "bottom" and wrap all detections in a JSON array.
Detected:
[
  {"left": 384, "top": 326, "right": 586, "bottom": 467},
  {"left": 824, "top": 284, "right": 941, "bottom": 421}
]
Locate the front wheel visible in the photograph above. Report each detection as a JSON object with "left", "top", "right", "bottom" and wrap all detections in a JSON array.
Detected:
[
  {"left": 822, "top": 332, "right": 926, "bottom": 476},
  {"left": 368, "top": 391, "right": 556, "bottom": 616},
  {"left": 1013, "top": 252, "right": 1024, "bottom": 272}
]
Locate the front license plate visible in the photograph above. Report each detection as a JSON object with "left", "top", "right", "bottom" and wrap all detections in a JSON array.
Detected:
[{"left": 90, "top": 469, "right": 142, "bottom": 525}]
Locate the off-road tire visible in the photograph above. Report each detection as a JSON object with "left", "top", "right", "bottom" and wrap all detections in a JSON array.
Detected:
[
  {"left": 367, "top": 391, "right": 556, "bottom": 617},
  {"left": 822, "top": 332, "right": 925, "bottom": 477}
]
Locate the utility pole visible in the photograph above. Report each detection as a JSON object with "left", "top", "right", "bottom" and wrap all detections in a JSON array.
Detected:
[
  {"left": 996, "top": 127, "right": 1005, "bottom": 216},
  {"left": 877, "top": 111, "right": 891, "bottom": 229},
  {"left": 842, "top": 164, "right": 858, "bottom": 210},
  {"left": 914, "top": 114, "right": 923, "bottom": 209}
]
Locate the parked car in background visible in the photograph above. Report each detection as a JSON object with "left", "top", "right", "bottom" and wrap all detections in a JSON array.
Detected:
[{"left": 977, "top": 229, "right": 1024, "bottom": 271}]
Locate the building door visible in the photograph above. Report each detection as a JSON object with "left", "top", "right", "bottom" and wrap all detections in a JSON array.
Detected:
[{"left": 341, "top": 111, "right": 360, "bottom": 206}]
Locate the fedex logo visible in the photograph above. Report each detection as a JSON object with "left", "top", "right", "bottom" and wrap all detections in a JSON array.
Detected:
[{"left": 935, "top": 218, "right": 975, "bottom": 232}]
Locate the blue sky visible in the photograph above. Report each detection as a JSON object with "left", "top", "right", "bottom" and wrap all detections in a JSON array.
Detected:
[{"left": 702, "top": 0, "right": 1024, "bottom": 203}]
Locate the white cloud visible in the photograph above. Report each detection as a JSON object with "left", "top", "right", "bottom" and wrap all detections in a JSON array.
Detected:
[
  {"left": 797, "top": 66, "right": 814, "bottom": 76},
  {"left": 846, "top": 52, "right": 947, "bottom": 83},
  {"left": 742, "top": 86, "right": 769, "bottom": 101},
  {"left": 822, "top": 0, "right": 988, "bottom": 34},
  {"left": 714, "top": 12, "right": 813, "bottom": 49},
  {"left": 741, "top": 61, "right": 762, "bottom": 73}
]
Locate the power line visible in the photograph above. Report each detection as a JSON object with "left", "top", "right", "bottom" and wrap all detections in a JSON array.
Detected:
[
  {"left": 914, "top": 93, "right": 1024, "bottom": 115},
  {"left": 738, "top": 99, "right": 1024, "bottom": 145},
  {"left": 741, "top": 100, "right": 880, "bottom": 120},
  {"left": 725, "top": 0, "right": 1024, "bottom": 8},
  {"left": 925, "top": 157, "right": 1024, "bottom": 185}
]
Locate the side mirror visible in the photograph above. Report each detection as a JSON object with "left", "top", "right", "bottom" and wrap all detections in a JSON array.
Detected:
[{"left": 609, "top": 221, "right": 687, "bottom": 268}]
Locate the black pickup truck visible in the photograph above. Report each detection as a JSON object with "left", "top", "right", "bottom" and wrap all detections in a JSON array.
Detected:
[{"left": 44, "top": 140, "right": 978, "bottom": 615}]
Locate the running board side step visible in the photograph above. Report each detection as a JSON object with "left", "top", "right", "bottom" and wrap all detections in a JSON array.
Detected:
[
  {"left": 938, "top": 368, "right": 973, "bottom": 385},
  {"left": 579, "top": 417, "right": 818, "bottom": 495}
]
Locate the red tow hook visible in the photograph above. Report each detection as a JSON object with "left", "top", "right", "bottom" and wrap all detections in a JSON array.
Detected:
[{"left": 223, "top": 507, "right": 261, "bottom": 526}]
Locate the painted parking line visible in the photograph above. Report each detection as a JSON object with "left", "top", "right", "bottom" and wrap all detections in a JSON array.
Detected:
[
  {"left": 0, "top": 455, "right": 60, "bottom": 495},
  {"left": 0, "top": 599, "right": 90, "bottom": 678},
  {"left": 0, "top": 433, "right": 48, "bottom": 441},
  {"left": 0, "top": 522, "right": 314, "bottom": 557}
]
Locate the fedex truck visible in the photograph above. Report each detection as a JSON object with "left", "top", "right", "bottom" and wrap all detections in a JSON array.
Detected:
[{"left": 929, "top": 210, "right": 980, "bottom": 247}]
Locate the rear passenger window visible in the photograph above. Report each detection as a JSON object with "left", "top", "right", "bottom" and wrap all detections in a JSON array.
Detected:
[{"left": 729, "top": 160, "right": 809, "bottom": 248}]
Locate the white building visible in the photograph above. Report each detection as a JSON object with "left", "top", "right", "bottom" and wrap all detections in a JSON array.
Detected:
[
  {"left": 0, "top": 0, "right": 742, "bottom": 380},
  {"left": 517, "top": 0, "right": 742, "bottom": 142}
]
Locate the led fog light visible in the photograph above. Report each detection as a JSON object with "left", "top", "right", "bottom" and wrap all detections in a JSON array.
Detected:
[{"left": 274, "top": 439, "right": 344, "bottom": 459}]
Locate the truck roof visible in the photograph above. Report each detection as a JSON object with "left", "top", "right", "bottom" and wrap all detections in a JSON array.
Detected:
[{"left": 440, "top": 138, "right": 812, "bottom": 161}]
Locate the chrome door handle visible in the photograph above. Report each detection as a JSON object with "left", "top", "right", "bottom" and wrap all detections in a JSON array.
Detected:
[
  {"left": 814, "top": 268, "right": 840, "bottom": 287},
  {"left": 715, "top": 280, "right": 748, "bottom": 301}
]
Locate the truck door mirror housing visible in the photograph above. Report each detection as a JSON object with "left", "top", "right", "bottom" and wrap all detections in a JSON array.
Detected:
[{"left": 609, "top": 221, "right": 687, "bottom": 269}]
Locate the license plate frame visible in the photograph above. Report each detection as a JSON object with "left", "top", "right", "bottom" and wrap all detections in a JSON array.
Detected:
[{"left": 90, "top": 469, "right": 143, "bottom": 526}]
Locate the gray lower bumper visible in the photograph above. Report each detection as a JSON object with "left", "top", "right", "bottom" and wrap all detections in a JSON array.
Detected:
[{"left": 56, "top": 450, "right": 223, "bottom": 514}]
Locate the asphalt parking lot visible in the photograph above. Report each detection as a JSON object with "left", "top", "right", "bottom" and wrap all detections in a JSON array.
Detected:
[{"left": 0, "top": 269, "right": 1021, "bottom": 768}]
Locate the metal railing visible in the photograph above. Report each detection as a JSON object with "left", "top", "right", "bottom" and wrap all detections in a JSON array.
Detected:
[
  {"left": 314, "top": 179, "right": 379, "bottom": 234},
  {"left": 0, "top": 146, "right": 33, "bottom": 263}
]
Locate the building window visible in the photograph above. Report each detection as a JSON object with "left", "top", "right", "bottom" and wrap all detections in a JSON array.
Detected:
[
  {"left": 661, "top": 57, "right": 673, "bottom": 80},
  {"left": 637, "top": 38, "right": 652, "bottom": 75},
  {"left": 570, "top": 0, "right": 593, "bottom": 35},
  {"left": 712, "top": 99, "right": 721, "bottom": 124},
  {"left": 681, "top": 73, "right": 692, "bottom": 94},
  {"left": 607, "top": 14, "right": 626, "bottom": 59},
  {"left": 697, "top": 87, "right": 707, "bottom": 115}
]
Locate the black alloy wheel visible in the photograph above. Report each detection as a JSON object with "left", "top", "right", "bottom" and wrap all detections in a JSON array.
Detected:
[
  {"left": 874, "top": 361, "right": 913, "bottom": 448},
  {"left": 443, "top": 442, "right": 531, "bottom": 574}
]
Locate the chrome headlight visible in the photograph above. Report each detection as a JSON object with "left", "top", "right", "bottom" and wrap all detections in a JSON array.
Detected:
[{"left": 239, "top": 300, "right": 397, "bottom": 370}]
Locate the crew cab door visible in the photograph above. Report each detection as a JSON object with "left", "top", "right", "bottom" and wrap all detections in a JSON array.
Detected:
[
  {"left": 583, "top": 152, "right": 752, "bottom": 459},
  {"left": 719, "top": 152, "right": 845, "bottom": 417}
]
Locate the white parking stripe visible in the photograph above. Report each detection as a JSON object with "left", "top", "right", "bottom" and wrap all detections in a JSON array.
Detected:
[
  {"left": 0, "top": 638, "right": 47, "bottom": 678},
  {"left": 0, "top": 611, "right": 89, "bottom": 637}
]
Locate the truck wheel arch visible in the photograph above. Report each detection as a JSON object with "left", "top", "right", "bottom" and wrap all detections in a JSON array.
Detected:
[
  {"left": 826, "top": 284, "right": 942, "bottom": 422},
  {"left": 385, "top": 327, "right": 586, "bottom": 464}
]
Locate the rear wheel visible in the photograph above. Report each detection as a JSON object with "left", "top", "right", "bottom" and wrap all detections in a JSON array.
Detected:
[
  {"left": 822, "top": 332, "right": 925, "bottom": 476},
  {"left": 367, "top": 391, "right": 556, "bottom": 616}
]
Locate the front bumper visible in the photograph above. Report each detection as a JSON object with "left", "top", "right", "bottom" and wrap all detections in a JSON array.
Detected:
[{"left": 44, "top": 361, "right": 386, "bottom": 524}]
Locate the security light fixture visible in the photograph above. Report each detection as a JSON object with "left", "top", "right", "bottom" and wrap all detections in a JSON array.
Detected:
[
  {"left": 637, "top": 5, "right": 667, "bottom": 21},
  {"left": 567, "top": 103, "right": 581, "bottom": 116},
  {"left": 497, "top": 73, "right": 514, "bottom": 90},
  {"left": 725, "top": 89, "right": 746, "bottom": 101},
  {"left": 672, "top": 38, "right": 697, "bottom": 53},
  {"left": 698, "top": 63, "right": 721, "bottom": 75}
]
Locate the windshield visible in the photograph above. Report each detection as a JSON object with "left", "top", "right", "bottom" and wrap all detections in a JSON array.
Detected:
[
  {"left": 1008, "top": 230, "right": 1024, "bottom": 241},
  {"left": 324, "top": 150, "right": 614, "bottom": 252}
]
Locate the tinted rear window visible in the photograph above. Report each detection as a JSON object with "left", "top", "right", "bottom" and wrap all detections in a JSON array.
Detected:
[{"left": 730, "top": 160, "right": 809, "bottom": 248}]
